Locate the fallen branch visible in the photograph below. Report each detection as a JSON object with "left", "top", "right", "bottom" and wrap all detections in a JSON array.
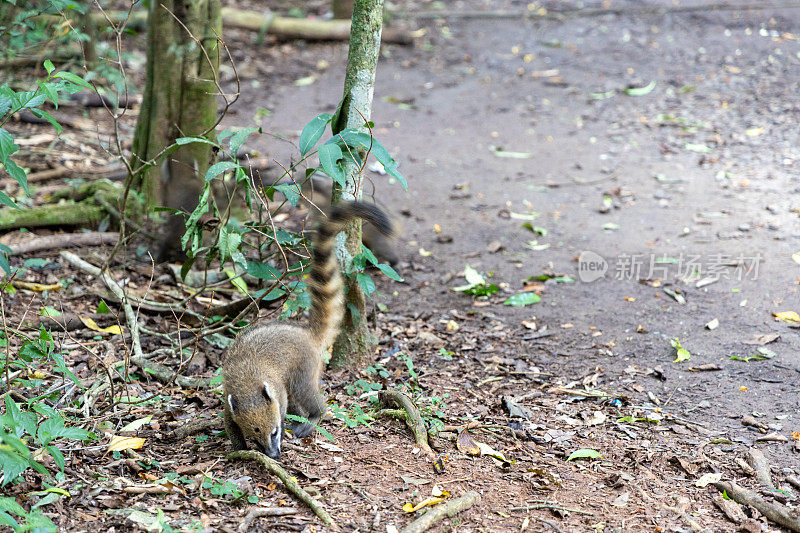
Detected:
[
  {"left": 714, "top": 481, "right": 800, "bottom": 532},
  {"left": 378, "top": 390, "right": 440, "bottom": 468},
  {"left": 239, "top": 507, "right": 298, "bottom": 532},
  {"left": 400, "top": 491, "right": 480, "bottom": 533},
  {"left": 0, "top": 203, "right": 105, "bottom": 230},
  {"left": 169, "top": 417, "right": 221, "bottom": 440},
  {"left": 9, "top": 232, "right": 119, "bottom": 255},
  {"left": 227, "top": 450, "right": 336, "bottom": 528},
  {"left": 21, "top": 312, "right": 119, "bottom": 332},
  {"left": 220, "top": 8, "right": 414, "bottom": 44},
  {"left": 509, "top": 503, "right": 593, "bottom": 515}
]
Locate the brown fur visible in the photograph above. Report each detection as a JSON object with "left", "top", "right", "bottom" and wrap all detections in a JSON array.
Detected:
[{"left": 222, "top": 202, "right": 393, "bottom": 459}]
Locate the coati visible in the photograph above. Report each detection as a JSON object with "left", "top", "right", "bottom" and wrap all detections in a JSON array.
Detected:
[{"left": 222, "top": 201, "right": 393, "bottom": 459}]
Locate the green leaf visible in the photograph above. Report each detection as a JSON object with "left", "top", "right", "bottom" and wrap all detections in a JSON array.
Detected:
[
  {"left": 318, "top": 143, "right": 345, "bottom": 186},
  {"left": 246, "top": 261, "right": 280, "bottom": 280},
  {"left": 218, "top": 224, "right": 242, "bottom": 265},
  {"left": 204, "top": 161, "right": 239, "bottom": 182},
  {"left": 356, "top": 272, "right": 376, "bottom": 296},
  {"left": 273, "top": 183, "right": 301, "bottom": 206},
  {"left": 53, "top": 71, "right": 92, "bottom": 90},
  {"left": 37, "top": 80, "right": 58, "bottom": 108},
  {"left": 43, "top": 60, "right": 55, "bottom": 75},
  {"left": 29, "top": 108, "right": 62, "bottom": 135},
  {"left": 670, "top": 338, "right": 691, "bottom": 363},
  {"left": 623, "top": 80, "right": 656, "bottom": 96},
  {"left": 228, "top": 127, "right": 259, "bottom": 157},
  {"left": 0, "top": 496, "right": 25, "bottom": 517},
  {"left": 175, "top": 136, "right": 218, "bottom": 147},
  {"left": 96, "top": 301, "right": 111, "bottom": 314},
  {"left": 45, "top": 445, "right": 65, "bottom": 471},
  {"left": 376, "top": 263, "right": 403, "bottom": 282},
  {"left": 566, "top": 448, "right": 602, "bottom": 461},
  {"left": 299, "top": 113, "right": 332, "bottom": 156},
  {"left": 40, "top": 307, "right": 61, "bottom": 317},
  {"left": 0, "top": 191, "right": 18, "bottom": 210},
  {"left": 0, "top": 128, "right": 19, "bottom": 160},
  {"left": 503, "top": 292, "right": 541, "bottom": 306}
]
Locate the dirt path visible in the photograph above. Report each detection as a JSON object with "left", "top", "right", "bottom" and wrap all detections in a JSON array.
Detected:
[{"left": 231, "top": 1, "right": 800, "bottom": 529}]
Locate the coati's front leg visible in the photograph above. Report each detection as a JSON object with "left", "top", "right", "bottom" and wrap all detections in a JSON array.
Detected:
[
  {"left": 224, "top": 405, "right": 248, "bottom": 450},
  {"left": 287, "top": 387, "right": 326, "bottom": 438}
]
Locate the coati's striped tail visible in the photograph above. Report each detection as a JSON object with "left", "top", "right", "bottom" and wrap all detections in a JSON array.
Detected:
[{"left": 308, "top": 201, "right": 393, "bottom": 348}]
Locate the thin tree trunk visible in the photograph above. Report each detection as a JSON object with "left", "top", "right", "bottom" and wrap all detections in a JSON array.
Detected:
[
  {"left": 329, "top": 0, "right": 384, "bottom": 366},
  {"left": 129, "top": 0, "right": 220, "bottom": 258}
]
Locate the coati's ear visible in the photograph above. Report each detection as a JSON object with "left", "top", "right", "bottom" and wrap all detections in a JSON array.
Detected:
[
  {"left": 227, "top": 394, "right": 239, "bottom": 414},
  {"left": 262, "top": 381, "right": 274, "bottom": 403}
]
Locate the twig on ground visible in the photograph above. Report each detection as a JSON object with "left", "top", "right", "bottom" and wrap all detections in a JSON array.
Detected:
[
  {"left": 400, "top": 491, "right": 480, "bottom": 533},
  {"left": 714, "top": 481, "right": 800, "bottom": 532},
  {"left": 227, "top": 450, "right": 336, "bottom": 528},
  {"left": 60, "top": 251, "right": 210, "bottom": 389},
  {"left": 169, "top": 417, "right": 221, "bottom": 440},
  {"left": 238, "top": 507, "right": 299, "bottom": 532},
  {"left": 509, "top": 503, "right": 593, "bottom": 515},
  {"left": 745, "top": 447, "right": 775, "bottom": 490},
  {"left": 9, "top": 232, "right": 119, "bottom": 255},
  {"left": 660, "top": 503, "right": 704, "bottom": 532}
]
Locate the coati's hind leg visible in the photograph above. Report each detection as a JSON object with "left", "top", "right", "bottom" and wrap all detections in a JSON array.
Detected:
[{"left": 224, "top": 405, "right": 248, "bottom": 450}]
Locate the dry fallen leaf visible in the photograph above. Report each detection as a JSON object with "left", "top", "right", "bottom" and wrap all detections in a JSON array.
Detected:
[
  {"left": 108, "top": 435, "right": 146, "bottom": 452},
  {"left": 80, "top": 317, "right": 123, "bottom": 336},
  {"left": 774, "top": 311, "right": 800, "bottom": 324},
  {"left": 696, "top": 472, "right": 723, "bottom": 487},
  {"left": 456, "top": 429, "right": 481, "bottom": 455}
]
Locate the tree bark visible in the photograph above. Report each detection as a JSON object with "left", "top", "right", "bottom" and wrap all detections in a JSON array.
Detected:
[
  {"left": 329, "top": 0, "right": 384, "bottom": 366},
  {"left": 129, "top": 0, "right": 221, "bottom": 258}
]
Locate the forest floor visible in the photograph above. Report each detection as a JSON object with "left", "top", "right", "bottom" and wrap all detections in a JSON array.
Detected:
[{"left": 1, "top": 0, "right": 800, "bottom": 531}]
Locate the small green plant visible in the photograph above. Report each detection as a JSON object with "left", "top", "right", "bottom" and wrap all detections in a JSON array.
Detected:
[
  {"left": 284, "top": 413, "right": 334, "bottom": 442},
  {"left": 330, "top": 402, "right": 374, "bottom": 429},
  {"left": 0, "top": 495, "right": 57, "bottom": 532},
  {"left": 199, "top": 475, "right": 256, "bottom": 503},
  {"left": 452, "top": 266, "right": 499, "bottom": 297}
]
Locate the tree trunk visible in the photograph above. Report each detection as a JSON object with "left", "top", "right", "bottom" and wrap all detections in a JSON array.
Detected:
[
  {"left": 329, "top": 0, "right": 384, "bottom": 367},
  {"left": 129, "top": 0, "right": 221, "bottom": 259}
]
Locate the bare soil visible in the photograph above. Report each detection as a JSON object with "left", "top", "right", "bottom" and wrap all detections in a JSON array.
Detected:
[{"left": 1, "top": 0, "right": 799, "bottom": 531}]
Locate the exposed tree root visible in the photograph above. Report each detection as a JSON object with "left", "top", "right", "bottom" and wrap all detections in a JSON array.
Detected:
[
  {"left": 714, "top": 481, "right": 800, "bottom": 532},
  {"left": 227, "top": 450, "right": 336, "bottom": 528},
  {"left": 378, "top": 389, "right": 443, "bottom": 472},
  {"left": 400, "top": 491, "right": 480, "bottom": 533},
  {"left": 745, "top": 447, "right": 775, "bottom": 490}
]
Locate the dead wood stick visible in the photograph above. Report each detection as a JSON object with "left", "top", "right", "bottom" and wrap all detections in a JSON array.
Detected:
[
  {"left": 123, "top": 485, "right": 173, "bottom": 494},
  {"left": 509, "top": 503, "right": 593, "bottom": 515},
  {"left": 220, "top": 8, "right": 413, "bottom": 44},
  {"left": 9, "top": 232, "right": 119, "bottom": 255},
  {"left": 25, "top": 167, "right": 68, "bottom": 183},
  {"left": 378, "top": 390, "right": 435, "bottom": 458},
  {"left": 400, "top": 491, "right": 480, "bottom": 533},
  {"left": 239, "top": 507, "right": 299, "bottom": 532},
  {"left": 21, "top": 312, "right": 119, "bottom": 332},
  {"left": 745, "top": 448, "right": 775, "bottom": 490},
  {"left": 401, "top": 2, "right": 800, "bottom": 20},
  {"left": 169, "top": 417, "right": 221, "bottom": 440},
  {"left": 227, "top": 450, "right": 336, "bottom": 528},
  {"left": 714, "top": 481, "right": 800, "bottom": 532}
]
